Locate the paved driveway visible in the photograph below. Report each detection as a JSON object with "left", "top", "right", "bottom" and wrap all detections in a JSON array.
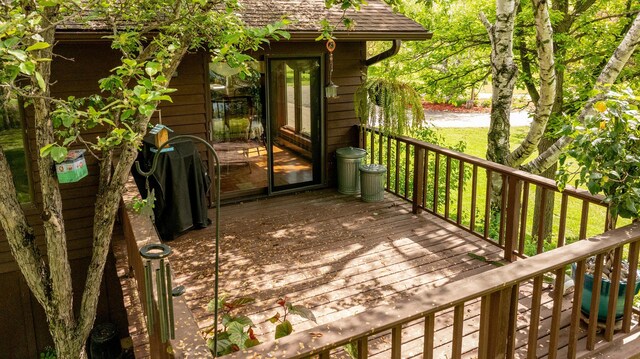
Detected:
[{"left": 427, "top": 110, "right": 532, "bottom": 128}]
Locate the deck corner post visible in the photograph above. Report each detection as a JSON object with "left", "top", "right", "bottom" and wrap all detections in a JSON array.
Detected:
[
  {"left": 504, "top": 176, "right": 522, "bottom": 262},
  {"left": 412, "top": 147, "right": 426, "bottom": 214},
  {"left": 478, "top": 287, "right": 515, "bottom": 359}
]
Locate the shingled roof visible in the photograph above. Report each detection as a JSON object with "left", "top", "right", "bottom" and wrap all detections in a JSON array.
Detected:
[{"left": 239, "top": 0, "right": 430, "bottom": 40}]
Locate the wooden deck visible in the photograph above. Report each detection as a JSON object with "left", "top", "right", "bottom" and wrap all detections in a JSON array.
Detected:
[{"left": 168, "top": 189, "right": 506, "bottom": 357}]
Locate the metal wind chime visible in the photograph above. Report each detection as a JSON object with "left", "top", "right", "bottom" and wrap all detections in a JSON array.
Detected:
[
  {"left": 325, "top": 38, "right": 339, "bottom": 98},
  {"left": 135, "top": 135, "right": 222, "bottom": 353},
  {"left": 140, "top": 243, "right": 175, "bottom": 343}
]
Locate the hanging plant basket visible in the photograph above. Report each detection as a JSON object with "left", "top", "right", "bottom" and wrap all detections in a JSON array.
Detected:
[{"left": 354, "top": 78, "right": 425, "bottom": 135}]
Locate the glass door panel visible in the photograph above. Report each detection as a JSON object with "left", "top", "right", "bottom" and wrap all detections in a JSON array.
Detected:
[{"left": 267, "top": 58, "right": 322, "bottom": 191}]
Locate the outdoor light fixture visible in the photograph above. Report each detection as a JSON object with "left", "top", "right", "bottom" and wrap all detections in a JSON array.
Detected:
[{"left": 325, "top": 39, "right": 339, "bottom": 99}]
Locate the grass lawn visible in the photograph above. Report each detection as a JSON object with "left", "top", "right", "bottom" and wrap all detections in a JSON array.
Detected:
[
  {"left": 0, "top": 128, "right": 31, "bottom": 202},
  {"left": 433, "top": 126, "right": 619, "bottom": 254}
]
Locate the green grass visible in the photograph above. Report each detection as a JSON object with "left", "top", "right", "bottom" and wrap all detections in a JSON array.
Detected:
[
  {"left": 0, "top": 128, "right": 32, "bottom": 203},
  {"left": 435, "top": 126, "right": 628, "bottom": 252}
]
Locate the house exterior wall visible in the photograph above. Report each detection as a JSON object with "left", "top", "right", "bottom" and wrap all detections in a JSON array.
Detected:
[{"left": 0, "top": 41, "right": 209, "bottom": 355}]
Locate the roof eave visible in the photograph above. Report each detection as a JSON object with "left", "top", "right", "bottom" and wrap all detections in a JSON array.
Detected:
[{"left": 288, "top": 30, "right": 432, "bottom": 41}]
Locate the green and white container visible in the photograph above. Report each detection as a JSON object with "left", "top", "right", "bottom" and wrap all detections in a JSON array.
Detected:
[
  {"left": 336, "top": 147, "right": 367, "bottom": 194},
  {"left": 360, "top": 164, "right": 386, "bottom": 202},
  {"left": 56, "top": 149, "right": 88, "bottom": 183}
]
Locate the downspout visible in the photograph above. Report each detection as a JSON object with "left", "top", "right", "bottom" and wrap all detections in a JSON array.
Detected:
[{"left": 365, "top": 40, "right": 402, "bottom": 66}]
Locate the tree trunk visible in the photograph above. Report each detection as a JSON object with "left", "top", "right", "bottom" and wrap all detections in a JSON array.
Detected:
[{"left": 531, "top": 137, "right": 556, "bottom": 242}]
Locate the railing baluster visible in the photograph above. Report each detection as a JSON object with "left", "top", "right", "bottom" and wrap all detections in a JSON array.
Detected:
[
  {"left": 579, "top": 200, "right": 590, "bottom": 240},
  {"left": 391, "top": 324, "right": 402, "bottom": 359},
  {"left": 605, "top": 246, "right": 623, "bottom": 341},
  {"left": 359, "top": 126, "right": 366, "bottom": 149},
  {"left": 452, "top": 304, "right": 464, "bottom": 358},
  {"left": 587, "top": 253, "right": 605, "bottom": 350},
  {"left": 506, "top": 283, "right": 519, "bottom": 359},
  {"left": 378, "top": 128, "right": 383, "bottom": 165},
  {"left": 518, "top": 182, "right": 530, "bottom": 256},
  {"left": 623, "top": 240, "right": 639, "bottom": 333},
  {"left": 423, "top": 150, "right": 429, "bottom": 209},
  {"left": 433, "top": 152, "right": 440, "bottom": 213},
  {"left": 536, "top": 187, "right": 547, "bottom": 254},
  {"left": 527, "top": 275, "right": 543, "bottom": 359},
  {"left": 319, "top": 349, "right": 331, "bottom": 359},
  {"left": 386, "top": 136, "right": 391, "bottom": 190},
  {"left": 457, "top": 160, "right": 464, "bottom": 225},
  {"left": 395, "top": 139, "right": 400, "bottom": 195},
  {"left": 370, "top": 129, "right": 375, "bottom": 165},
  {"left": 558, "top": 193, "right": 569, "bottom": 247},
  {"left": 484, "top": 169, "right": 492, "bottom": 240},
  {"left": 569, "top": 259, "right": 586, "bottom": 359},
  {"left": 548, "top": 267, "right": 566, "bottom": 359},
  {"left": 505, "top": 176, "right": 522, "bottom": 262},
  {"left": 470, "top": 164, "right": 478, "bottom": 233},
  {"left": 445, "top": 156, "right": 452, "bottom": 219},
  {"left": 404, "top": 143, "right": 411, "bottom": 198},
  {"left": 357, "top": 337, "right": 368, "bottom": 359},
  {"left": 499, "top": 174, "right": 508, "bottom": 246},
  {"left": 412, "top": 147, "right": 425, "bottom": 214},
  {"left": 423, "top": 314, "right": 435, "bottom": 359}
]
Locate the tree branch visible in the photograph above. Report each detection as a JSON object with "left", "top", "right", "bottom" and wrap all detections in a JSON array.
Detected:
[{"left": 522, "top": 11, "right": 640, "bottom": 174}]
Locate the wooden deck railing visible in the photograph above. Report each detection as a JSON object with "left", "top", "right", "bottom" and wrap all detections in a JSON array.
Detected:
[
  {"left": 359, "top": 125, "right": 611, "bottom": 262},
  {"left": 120, "top": 177, "right": 212, "bottom": 358},
  {"left": 232, "top": 222, "right": 640, "bottom": 359}
]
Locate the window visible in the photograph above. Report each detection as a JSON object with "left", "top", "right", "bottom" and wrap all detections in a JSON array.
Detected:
[{"left": 0, "top": 91, "right": 32, "bottom": 203}]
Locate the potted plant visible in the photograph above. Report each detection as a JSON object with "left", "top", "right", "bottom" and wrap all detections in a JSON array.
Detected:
[
  {"left": 558, "top": 88, "right": 640, "bottom": 323},
  {"left": 354, "top": 77, "right": 426, "bottom": 135}
]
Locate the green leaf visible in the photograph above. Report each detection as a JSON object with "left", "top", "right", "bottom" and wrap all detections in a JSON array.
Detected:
[
  {"left": 26, "top": 42, "right": 50, "bottom": 52},
  {"left": 145, "top": 61, "right": 161, "bottom": 76},
  {"left": 244, "top": 337, "right": 260, "bottom": 348},
  {"left": 50, "top": 146, "right": 68, "bottom": 163},
  {"left": 267, "top": 312, "right": 280, "bottom": 323},
  {"left": 35, "top": 71, "right": 46, "bottom": 91},
  {"left": 227, "top": 297, "right": 255, "bottom": 309},
  {"left": 288, "top": 304, "right": 317, "bottom": 323},
  {"left": 227, "top": 322, "right": 249, "bottom": 348},
  {"left": 275, "top": 320, "right": 293, "bottom": 339},
  {"left": 39, "top": 143, "right": 54, "bottom": 158}
]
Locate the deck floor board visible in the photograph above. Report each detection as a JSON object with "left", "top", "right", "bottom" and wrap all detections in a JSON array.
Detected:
[{"left": 165, "top": 189, "right": 637, "bottom": 358}]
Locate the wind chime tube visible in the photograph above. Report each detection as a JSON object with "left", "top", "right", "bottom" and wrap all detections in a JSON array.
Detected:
[
  {"left": 156, "top": 266, "right": 167, "bottom": 343},
  {"left": 166, "top": 263, "right": 175, "bottom": 339},
  {"left": 143, "top": 260, "right": 154, "bottom": 335}
]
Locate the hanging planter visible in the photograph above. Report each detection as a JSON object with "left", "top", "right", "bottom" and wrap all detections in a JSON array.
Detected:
[{"left": 354, "top": 77, "right": 425, "bottom": 135}]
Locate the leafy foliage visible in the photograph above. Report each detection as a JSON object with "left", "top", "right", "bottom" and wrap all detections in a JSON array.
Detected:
[
  {"left": 354, "top": 77, "right": 426, "bottom": 135},
  {"left": 557, "top": 88, "right": 640, "bottom": 220},
  {"left": 205, "top": 295, "right": 259, "bottom": 356}
]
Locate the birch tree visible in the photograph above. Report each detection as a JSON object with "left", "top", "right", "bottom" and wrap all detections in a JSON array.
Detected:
[{"left": 483, "top": 0, "right": 640, "bottom": 174}]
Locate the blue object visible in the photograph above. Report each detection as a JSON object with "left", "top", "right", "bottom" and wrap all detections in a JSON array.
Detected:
[{"left": 572, "top": 262, "right": 640, "bottom": 322}]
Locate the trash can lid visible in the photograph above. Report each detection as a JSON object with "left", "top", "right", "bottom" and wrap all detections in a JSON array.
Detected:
[
  {"left": 360, "top": 164, "right": 387, "bottom": 173},
  {"left": 336, "top": 147, "right": 367, "bottom": 159}
]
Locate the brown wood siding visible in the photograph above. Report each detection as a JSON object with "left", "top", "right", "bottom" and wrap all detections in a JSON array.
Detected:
[{"left": 0, "top": 42, "right": 209, "bottom": 353}]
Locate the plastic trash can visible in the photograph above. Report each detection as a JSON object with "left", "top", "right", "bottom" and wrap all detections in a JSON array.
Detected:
[
  {"left": 336, "top": 147, "right": 367, "bottom": 194},
  {"left": 360, "top": 164, "right": 387, "bottom": 202}
]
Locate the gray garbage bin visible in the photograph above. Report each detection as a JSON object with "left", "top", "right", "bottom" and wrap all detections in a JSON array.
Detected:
[
  {"left": 360, "top": 164, "right": 387, "bottom": 202},
  {"left": 336, "top": 147, "right": 367, "bottom": 194}
]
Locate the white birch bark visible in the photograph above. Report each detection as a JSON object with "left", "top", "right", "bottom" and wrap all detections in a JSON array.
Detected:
[
  {"left": 506, "top": 0, "right": 555, "bottom": 167},
  {"left": 480, "top": 0, "right": 520, "bottom": 166}
]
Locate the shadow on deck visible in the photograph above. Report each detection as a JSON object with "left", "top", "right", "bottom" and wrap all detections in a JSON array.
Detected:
[{"left": 168, "top": 189, "right": 526, "bottom": 357}]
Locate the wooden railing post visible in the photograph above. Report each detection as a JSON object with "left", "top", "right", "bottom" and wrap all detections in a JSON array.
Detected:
[
  {"left": 412, "top": 147, "right": 426, "bottom": 214},
  {"left": 504, "top": 176, "right": 522, "bottom": 262},
  {"left": 478, "top": 286, "right": 517, "bottom": 359}
]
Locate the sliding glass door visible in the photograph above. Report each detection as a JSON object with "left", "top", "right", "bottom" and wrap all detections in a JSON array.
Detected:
[{"left": 267, "top": 57, "right": 323, "bottom": 192}]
